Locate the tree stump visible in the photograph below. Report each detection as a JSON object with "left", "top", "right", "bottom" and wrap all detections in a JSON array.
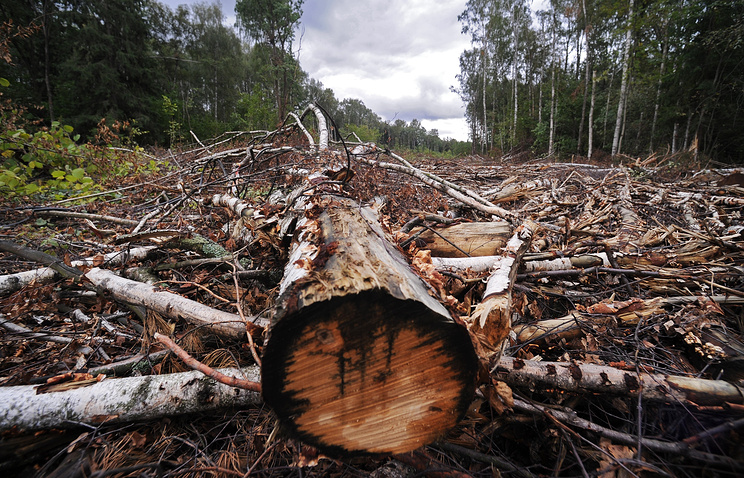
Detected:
[{"left": 261, "top": 193, "right": 477, "bottom": 455}]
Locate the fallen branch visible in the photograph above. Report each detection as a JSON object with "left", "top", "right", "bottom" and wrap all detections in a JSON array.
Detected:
[
  {"left": 0, "top": 245, "right": 155, "bottom": 295},
  {"left": 466, "top": 221, "right": 537, "bottom": 359},
  {"left": 154, "top": 333, "right": 261, "bottom": 392},
  {"left": 84, "top": 267, "right": 258, "bottom": 340},
  {"left": 495, "top": 357, "right": 744, "bottom": 405},
  {"left": 0, "top": 365, "right": 261, "bottom": 431}
]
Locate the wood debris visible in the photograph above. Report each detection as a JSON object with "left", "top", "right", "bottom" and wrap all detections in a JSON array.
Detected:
[{"left": 1, "top": 110, "right": 743, "bottom": 476}]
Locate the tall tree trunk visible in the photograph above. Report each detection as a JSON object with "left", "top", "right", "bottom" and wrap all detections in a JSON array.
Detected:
[
  {"left": 482, "top": 46, "right": 488, "bottom": 153},
  {"left": 548, "top": 12, "right": 557, "bottom": 157},
  {"left": 603, "top": 66, "right": 615, "bottom": 149},
  {"left": 612, "top": 0, "right": 634, "bottom": 156},
  {"left": 538, "top": 81, "right": 543, "bottom": 124},
  {"left": 649, "top": 21, "right": 669, "bottom": 153},
  {"left": 577, "top": 0, "right": 590, "bottom": 155},
  {"left": 577, "top": 54, "right": 590, "bottom": 155},
  {"left": 42, "top": 0, "right": 54, "bottom": 123},
  {"left": 588, "top": 69, "right": 596, "bottom": 159},
  {"left": 512, "top": 7, "right": 519, "bottom": 147},
  {"left": 683, "top": 109, "right": 692, "bottom": 150}
]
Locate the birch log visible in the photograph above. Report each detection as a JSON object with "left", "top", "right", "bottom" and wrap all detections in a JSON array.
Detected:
[
  {"left": 466, "top": 221, "right": 537, "bottom": 360},
  {"left": 84, "top": 268, "right": 257, "bottom": 340},
  {"left": 261, "top": 193, "right": 478, "bottom": 456},
  {"left": 0, "top": 367, "right": 260, "bottom": 431},
  {"left": 494, "top": 357, "right": 744, "bottom": 406},
  {"left": 0, "top": 246, "right": 155, "bottom": 295}
]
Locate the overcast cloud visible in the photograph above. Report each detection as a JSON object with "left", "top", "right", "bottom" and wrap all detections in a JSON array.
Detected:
[{"left": 162, "top": 0, "right": 471, "bottom": 140}]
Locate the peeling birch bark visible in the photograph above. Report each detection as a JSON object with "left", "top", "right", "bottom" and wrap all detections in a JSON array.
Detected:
[
  {"left": 0, "top": 246, "right": 155, "bottom": 295},
  {"left": 0, "top": 366, "right": 260, "bottom": 431},
  {"left": 494, "top": 357, "right": 744, "bottom": 406},
  {"left": 466, "top": 221, "right": 537, "bottom": 360},
  {"left": 84, "top": 268, "right": 256, "bottom": 340}
]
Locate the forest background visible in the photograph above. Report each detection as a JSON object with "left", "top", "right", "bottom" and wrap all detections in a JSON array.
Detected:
[{"left": 0, "top": 0, "right": 742, "bottom": 199}]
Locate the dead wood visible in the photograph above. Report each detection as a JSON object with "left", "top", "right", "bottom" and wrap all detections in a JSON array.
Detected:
[
  {"left": 0, "top": 365, "right": 260, "bottom": 431},
  {"left": 495, "top": 356, "right": 744, "bottom": 406},
  {"left": 84, "top": 267, "right": 257, "bottom": 340},
  {"left": 0, "top": 246, "right": 155, "bottom": 295},
  {"left": 414, "top": 221, "right": 511, "bottom": 257},
  {"left": 262, "top": 187, "right": 477, "bottom": 455},
  {"left": 466, "top": 221, "right": 537, "bottom": 360},
  {"left": 1, "top": 112, "right": 743, "bottom": 476}
]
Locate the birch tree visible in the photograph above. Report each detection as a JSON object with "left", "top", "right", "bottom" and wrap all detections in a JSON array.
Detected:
[{"left": 611, "top": 0, "right": 634, "bottom": 156}]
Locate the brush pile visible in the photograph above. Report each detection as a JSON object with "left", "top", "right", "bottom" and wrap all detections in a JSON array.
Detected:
[{"left": 1, "top": 110, "right": 743, "bottom": 477}]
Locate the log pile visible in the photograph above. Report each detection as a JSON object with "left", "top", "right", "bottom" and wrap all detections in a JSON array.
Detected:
[{"left": 0, "top": 109, "right": 743, "bottom": 476}]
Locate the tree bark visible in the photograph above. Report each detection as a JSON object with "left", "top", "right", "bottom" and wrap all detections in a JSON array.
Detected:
[
  {"left": 0, "top": 366, "right": 260, "bottom": 431},
  {"left": 467, "top": 221, "right": 537, "bottom": 360},
  {"left": 414, "top": 222, "right": 511, "bottom": 258},
  {"left": 494, "top": 357, "right": 744, "bottom": 406},
  {"left": 612, "top": 0, "right": 634, "bottom": 156},
  {"left": 261, "top": 190, "right": 478, "bottom": 456},
  {"left": 650, "top": 21, "right": 669, "bottom": 152},
  {"left": 588, "top": 69, "right": 596, "bottom": 159},
  {"left": 84, "top": 268, "right": 256, "bottom": 340}
]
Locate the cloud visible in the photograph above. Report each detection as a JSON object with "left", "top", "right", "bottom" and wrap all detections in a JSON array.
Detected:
[{"left": 298, "top": 0, "right": 470, "bottom": 139}]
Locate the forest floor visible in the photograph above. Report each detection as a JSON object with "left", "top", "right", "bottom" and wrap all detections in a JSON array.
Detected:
[{"left": 1, "top": 127, "right": 743, "bottom": 477}]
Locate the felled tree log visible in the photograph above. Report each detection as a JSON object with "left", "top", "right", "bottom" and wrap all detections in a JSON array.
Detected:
[
  {"left": 466, "top": 221, "right": 537, "bottom": 360},
  {"left": 261, "top": 192, "right": 478, "bottom": 456},
  {"left": 494, "top": 357, "right": 744, "bottom": 406},
  {"left": 0, "top": 366, "right": 260, "bottom": 431},
  {"left": 416, "top": 221, "right": 511, "bottom": 257}
]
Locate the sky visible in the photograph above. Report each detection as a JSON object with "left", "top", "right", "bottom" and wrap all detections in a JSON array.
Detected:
[{"left": 160, "top": 0, "right": 472, "bottom": 141}]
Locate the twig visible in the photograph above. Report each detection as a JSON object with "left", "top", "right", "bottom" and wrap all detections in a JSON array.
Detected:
[{"left": 153, "top": 333, "right": 261, "bottom": 392}]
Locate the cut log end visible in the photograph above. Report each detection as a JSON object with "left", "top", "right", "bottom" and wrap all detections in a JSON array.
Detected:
[{"left": 262, "top": 290, "right": 477, "bottom": 456}]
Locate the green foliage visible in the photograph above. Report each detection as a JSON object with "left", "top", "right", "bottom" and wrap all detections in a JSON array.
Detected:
[
  {"left": 162, "top": 95, "right": 182, "bottom": 146},
  {"left": 0, "top": 120, "right": 96, "bottom": 198},
  {"left": 232, "top": 86, "right": 276, "bottom": 131},
  {"left": 343, "top": 124, "right": 378, "bottom": 143},
  {"left": 456, "top": 0, "right": 744, "bottom": 162}
]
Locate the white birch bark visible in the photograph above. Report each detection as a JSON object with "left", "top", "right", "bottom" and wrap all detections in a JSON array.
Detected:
[
  {"left": 612, "top": 0, "right": 635, "bottom": 156},
  {"left": 588, "top": 69, "right": 596, "bottom": 159},
  {"left": 84, "top": 268, "right": 251, "bottom": 340},
  {"left": 0, "top": 367, "right": 260, "bottom": 431},
  {"left": 0, "top": 246, "right": 155, "bottom": 295}
]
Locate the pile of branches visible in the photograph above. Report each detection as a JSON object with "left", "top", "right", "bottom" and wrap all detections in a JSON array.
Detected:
[{"left": 1, "top": 107, "right": 743, "bottom": 477}]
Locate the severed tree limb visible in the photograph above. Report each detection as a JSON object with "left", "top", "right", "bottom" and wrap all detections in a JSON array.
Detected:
[
  {"left": 307, "top": 103, "right": 329, "bottom": 151},
  {"left": 0, "top": 314, "right": 93, "bottom": 355},
  {"left": 466, "top": 221, "right": 538, "bottom": 360},
  {"left": 0, "top": 245, "right": 155, "bottom": 295},
  {"left": 0, "top": 240, "right": 83, "bottom": 279},
  {"left": 84, "top": 268, "right": 259, "bottom": 340},
  {"left": 0, "top": 365, "right": 261, "bottom": 431},
  {"left": 513, "top": 398, "right": 744, "bottom": 470},
  {"left": 154, "top": 333, "right": 260, "bottom": 392},
  {"left": 33, "top": 209, "right": 140, "bottom": 226},
  {"left": 358, "top": 155, "right": 518, "bottom": 223},
  {"left": 495, "top": 357, "right": 744, "bottom": 406},
  {"left": 431, "top": 253, "right": 604, "bottom": 274}
]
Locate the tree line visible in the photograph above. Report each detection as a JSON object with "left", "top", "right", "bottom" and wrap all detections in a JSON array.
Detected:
[
  {"left": 0, "top": 0, "right": 466, "bottom": 154},
  {"left": 456, "top": 0, "right": 744, "bottom": 162}
]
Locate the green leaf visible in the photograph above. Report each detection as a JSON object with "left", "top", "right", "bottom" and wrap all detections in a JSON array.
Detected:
[
  {"left": 63, "top": 125, "right": 74, "bottom": 134},
  {"left": 71, "top": 168, "right": 85, "bottom": 180},
  {"left": 25, "top": 183, "right": 40, "bottom": 194},
  {"left": 0, "top": 78, "right": 9, "bottom": 87},
  {"left": 52, "top": 170, "right": 66, "bottom": 179}
]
